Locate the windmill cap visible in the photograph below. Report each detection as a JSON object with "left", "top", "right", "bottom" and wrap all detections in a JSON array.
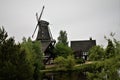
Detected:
[{"left": 39, "top": 20, "right": 49, "bottom": 25}]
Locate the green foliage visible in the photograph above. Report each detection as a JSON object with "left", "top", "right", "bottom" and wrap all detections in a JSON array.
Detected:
[
  {"left": 87, "top": 56, "right": 120, "bottom": 80},
  {"left": 21, "top": 37, "right": 44, "bottom": 80},
  {"left": 0, "top": 27, "right": 8, "bottom": 44},
  {"left": 58, "top": 30, "right": 68, "bottom": 46},
  {"left": 54, "top": 30, "right": 73, "bottom": 58},
  {"left": 87, "top": 34, "right": 120, "bottom": 80},
  {"left": 21, "top": 37, "right": 36, "bottom": 65},
  {"left": 54, "top": 56, "right": 67, "bottom": 69},
  {"left": 114, "top": 38, "right": 120, "bottom": 55},
  {"left": 87, "top": 45, "right": 120, "bottom": 80},
  {"left": 0, "top": 27, "right": 45, "bottom": 80},
  {"left": 66, "top": 55, "right": 76, "bottom": 69},
  {"left": 75, "top": 58, "right": 85, "bottom": 64},
  {"left": 88, "top": 45, "right": 105, "bottom": 61},
  {"left": 54, "top": 43, "right": 73, "bottom": 57},
  {"left": 105, "top": 39, "right": 115, "bottom": 58},
  {"left": 103, "top": 57, "right": 120, "bottom": 80},
  {"left": 0, "top": 27, "right": 33, "bottom": 80},
  {"left": 21, "top": 37, "right": 44, "bottom": 70},
  {"left": 88, "top": 35, "right": 119, "bottom": 61},
  {"left": 54, "top": 55, "right": 76, "bottom": 70},
  {"left": 32, "top": 40, "right": 44, "bottom": 69}
]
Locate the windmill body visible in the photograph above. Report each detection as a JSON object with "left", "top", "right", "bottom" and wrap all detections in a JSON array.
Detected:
[
  {"left": 36, "top": 20, "right": 55, "bottom": 53},
  {"left": 37, "top": 20, "right": 51, "bottom": 41},
  {"left": 32, "top": 6, "right": 56, "bottom": 64}
]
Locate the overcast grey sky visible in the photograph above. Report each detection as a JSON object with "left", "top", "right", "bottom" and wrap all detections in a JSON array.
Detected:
[{"left": 0, "top": 0, "right": 120, "bottom": 46}]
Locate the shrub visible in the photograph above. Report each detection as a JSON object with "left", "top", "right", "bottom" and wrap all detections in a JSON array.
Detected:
[
  {"left": 54, "top": 55, "right": 76, "bottom": 70},
  {"left": 54, "top": 56, "right": 67, "bottom": 69},
  {"left": 66, "top": 55, "right": 76, "bottom": 69},
  {"left": 76, "top": 58, "right": 85, "bottom": 64},
  {"left": 88, "top": 45, "right": 105, "bottom": 61},
  {"left": 54, "top": 43, "right": 73, "bottom": 58}
]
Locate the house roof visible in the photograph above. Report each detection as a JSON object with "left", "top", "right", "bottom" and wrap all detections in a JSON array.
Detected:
[{"left": 71, "top": 40, "right": 96, "bottom": 52}]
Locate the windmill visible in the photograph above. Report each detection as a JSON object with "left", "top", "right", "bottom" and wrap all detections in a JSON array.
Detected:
[{"left": 32, "top": 6, "right": 56, "bottom": 64}]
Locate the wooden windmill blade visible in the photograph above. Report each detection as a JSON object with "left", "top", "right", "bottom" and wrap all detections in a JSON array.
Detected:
[
  {"left": 32, "top": 6, "right": 45, "bottom": 38},
  {"left": 38, "top": 6, "right": 45, "bottom": 21},
  {"left": 32, "top": 13, "right": 39, "bottom": 38},
  {"left": 32, "top": 24, "right": 38, "bottom": 38},
  {"left": 36, "top": 13, "right": 39, "bottom": 22}
]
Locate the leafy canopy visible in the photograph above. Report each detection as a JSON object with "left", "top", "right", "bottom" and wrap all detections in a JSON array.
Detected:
[
  {"left": 58, "top": 30, "right": 68, "bottom": 46},
  {"left": 54, "top": 30, "right": 73, "bottom": 58},
  {"left": 88, "top": 45, "right": 105, "bottom": 61},
  {"left": 0, "top": 27, "right": 34, "bottom": 80}
]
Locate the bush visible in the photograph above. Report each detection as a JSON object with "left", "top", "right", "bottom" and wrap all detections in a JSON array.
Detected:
[
  {"left": 66, "top": 55, "right": 76, "bottom": 69},
  {"left": 54, "top": 55, "right": 76, "bottom": 70},
  {"left": 88, "top": 45, "right": 105, "bottom": 61},
  {"left": 54, "top": 43, "right": 73, "bottom": 58},
  {"left": 76, "top": 58, "right": 85, "bottom": 64},
  {"left": 54, "top": 56, "right": 67, "bottom": 69}
]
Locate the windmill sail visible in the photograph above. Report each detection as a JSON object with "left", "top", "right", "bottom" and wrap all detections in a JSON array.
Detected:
[{"left": 32, "top": 6, "right": 45, "bottom": 38}]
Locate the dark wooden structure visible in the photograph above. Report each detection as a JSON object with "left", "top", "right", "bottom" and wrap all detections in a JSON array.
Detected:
[
  {"left": 71, "top": 39, "right": 96, "bottom": 60},
  {"left": 32, "top": 6, "right": 55, "bottom": 64},
  {"left": 37, "top": 20, "right": 55, "bottom": 64}
]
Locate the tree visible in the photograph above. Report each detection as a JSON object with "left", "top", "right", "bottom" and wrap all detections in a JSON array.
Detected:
[
  {"left": 87, "top": 55, "right": 120, "bottom": 80},
  {"left": 113, "top": 38, "right": 120, "bottom": 55},
  {"left": 54, "top": 43, "right": 73, "bottom": 58},
  {"left": 54, "top": 55, "right": 75, "bottom": 70},
  {"left": 0, "top": 27, "right": 34, "bottom": 80},
  {"left": 105, "top": 39, "right": 115, "bottom": 58},
  {"left": 54, "top": 30, "right": 73, "bottom": 57},
  {"left": 58, "top": 30, "right": 68, "bottom": 46},
  {"left": 32, "top": 40, "right": 44, "bottom": 70},
  {"left": 21, "top": 37, "right": 44, "bottom": 80},
  {"left": 0, "top": 27, "right": 7, "bottom": 44},
  {"left": 21, "top": 37, "right": 36, "bottom": 65},
  {"left": 66, "top": 55, "right": 76, "bottom": 69},
  {"left": 87, "top": 35, "right": 120, "bottom": 80},
  {"left": 54, "top": 56, "right": 67, "bottom": 69},
  {"left": 88, "top": 45, "right": 105, "bottom": 61},
  {"left": 21, "top": 37, "right": 44, "bottom": 70}
]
